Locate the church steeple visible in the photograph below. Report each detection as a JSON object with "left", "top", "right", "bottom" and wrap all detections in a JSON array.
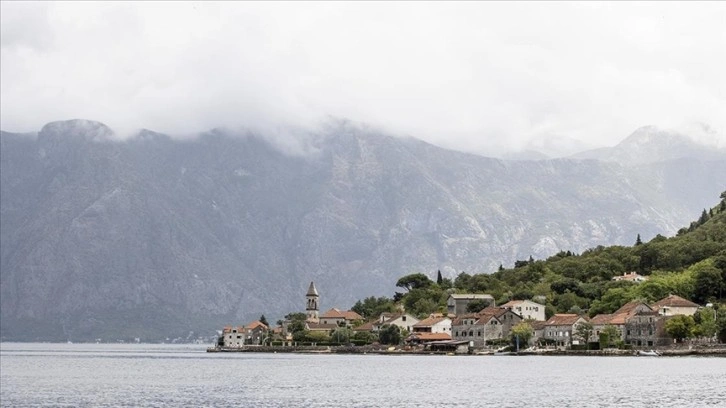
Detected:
[{"left": 306, "top": 281, "right": 319, "bottom": 323}]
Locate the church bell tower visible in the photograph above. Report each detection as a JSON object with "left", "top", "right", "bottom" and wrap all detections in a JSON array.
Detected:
[{"left": 306, "top": 281, "right": 319, "bottom": 323}]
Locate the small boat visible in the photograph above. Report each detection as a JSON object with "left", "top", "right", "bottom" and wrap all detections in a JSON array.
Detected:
[{"left": 636, "top": 350, "right": 661, "bottom": 356}]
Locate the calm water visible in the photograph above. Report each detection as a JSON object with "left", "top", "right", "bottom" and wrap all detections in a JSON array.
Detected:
[{"left": 1, "top": 343, "right": 725, "bottom": 407}]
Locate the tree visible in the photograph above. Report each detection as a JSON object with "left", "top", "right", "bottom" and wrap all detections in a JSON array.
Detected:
[
  {"left": 331, "top": 327, "right": 353, "bottom": 344},
  {"left": 351, "top": 296, "right": 396, "bottom": 319},
  {"left": 466, "top": 298, "right": 493, "bottom": 313},
  {"left": 665, "top": 315, "right": 695, "bottom": 342},
  {"left": 396, "top": 273, "right": 433, "bottom": 291},
  {"left": 378, "top": 324, "right": 401, "bottom": 345},
  {"left": 436, "top": 270, "right": 443, "bottom": 285},
  {"left": 259, "top": 314, "right": 269, "bottom": 327},
  {"left": 635, "top": 234, "right": 643, "bottom": 246},
  {"left": 698, "top": 209, "right": 709, "bottom": 225},
  {"left": 574, "top": 321, "right": 594, "bottom": 349},
  {"left": 693, "top": 307, "right": 718, "bottom": 341},
  {"left": 693, "top": 265, "right": 725, "bottom": 304},
  {"left": 285, "top": 312, "right": 308, "bottom": 335},
  {"left": 600, "top": 324, "right": 621, "bottom": 348},
  {"left": 510, "top": 322, "right": 534, "bottom": 349}
]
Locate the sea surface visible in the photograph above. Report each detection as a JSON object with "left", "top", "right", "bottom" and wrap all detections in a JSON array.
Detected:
[{"left": 1, "top": 343, "right": 725, "bottom": 407}]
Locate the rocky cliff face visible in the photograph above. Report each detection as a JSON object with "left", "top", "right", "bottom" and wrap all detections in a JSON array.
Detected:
[{"left": 1, "top": 120, "right": 724, "bottom": 341}]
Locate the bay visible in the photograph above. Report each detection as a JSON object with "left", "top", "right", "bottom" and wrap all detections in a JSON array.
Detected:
[{"left": 1, "top": 343, "right": 725, "bottom": 407}]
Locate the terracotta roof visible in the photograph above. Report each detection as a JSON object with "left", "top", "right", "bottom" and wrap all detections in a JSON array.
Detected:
[
  {"left": 613, "top": 301, "right": 650, "bottom": 315},
  {"left": 353, "top": 321, "right": 376, "bottom": 332},
  {"left": 413, "top": 316, "right": 448, "bottom": 327},
  {"left": 530, "top": 321, "right": 547, "bottom": 330},
  {"left": 478, "top": 306, "right": 509, "bottom": 318},
  {"left": 343, "top": 310, "right": 364, "bottom": 321},
  {"left": 589, "top": 314, "right": 614, "bottom": 325},
  {"left": 545, "top": 314, "right": 585, "bottom": 326},
  {"left": 407, "top": 332, "right": 452, "bottom": 342},
  {"left": 306, "top": 322, "right": 338, "bottom": 331},
  {"left": 652, "top": 295, "right": 700, "bottom": 309},
  {"left": 246, "top": 321, "right": 268, "bottom": 330},
  {"left": 451, "top": 313, "right": 480, "bottom": 325},
  {"left": 320, "top": 308, "right": 346, "bottom": 319}
]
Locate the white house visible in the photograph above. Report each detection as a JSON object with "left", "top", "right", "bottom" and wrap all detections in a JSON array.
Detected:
[
  {"left": 377, "top": 313, "right": 419, "bottom": 333},
  {"left": 651, "top": 294, "right": 700, "bottom": 316},
  {"left": 412, "top": 316, "right": 452, "bottom": 334},
  {"left": 500, "top": 300, "right": 546, "bottom": 321}
]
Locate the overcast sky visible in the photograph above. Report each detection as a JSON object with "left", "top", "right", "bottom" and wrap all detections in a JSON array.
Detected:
[{"left": 2, "top": 2, "right": 725, "bottom": 154}]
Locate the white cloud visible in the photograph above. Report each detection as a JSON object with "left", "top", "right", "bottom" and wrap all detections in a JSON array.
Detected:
[{"left": 1, "top": 1, "right": 725, "bottom": 153}]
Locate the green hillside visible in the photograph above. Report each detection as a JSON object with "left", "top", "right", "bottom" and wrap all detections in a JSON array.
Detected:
[{"left": 356, "top": 192, "right": 726, "bottom": 326}]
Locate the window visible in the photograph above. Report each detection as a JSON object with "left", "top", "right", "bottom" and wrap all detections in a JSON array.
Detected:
[{"left": 402, "top": 316, "right": 407, "bottom": 321}]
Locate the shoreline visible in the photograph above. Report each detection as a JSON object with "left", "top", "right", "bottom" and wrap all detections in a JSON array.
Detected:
[{"left": 206, "top": 345, "right": 726, "bottom": 357}]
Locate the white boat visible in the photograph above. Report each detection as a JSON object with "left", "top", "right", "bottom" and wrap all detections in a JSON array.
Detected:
[{"left": 636, "top": 350, "right": 661, "bottom": 356}]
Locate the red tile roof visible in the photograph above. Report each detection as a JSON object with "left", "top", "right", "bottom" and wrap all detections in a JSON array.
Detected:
[
  {"left": 413, "top": 316, "right": 448, "bottom": 327},
  {"left": 651, "top": 295, "right": 700, "bottom": 309},
  {"left": 545, "top": 314, "right": 584, "bottom": 326},
  {"left": 589, "top": 314, "right": 614, "bottom": 325},
  {"left": 407, "top": 332, "right": 452, "bottom": 342},
  {"left": 246, "top": 321, "right": 268, "bottom": 330},
  {"left": 320, "top": 308, "right": 346, "bottom": 319}
]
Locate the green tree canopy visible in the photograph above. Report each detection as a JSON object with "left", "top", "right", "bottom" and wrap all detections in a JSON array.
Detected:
[
  {"left": 378, "top": 324, "right": 402, "bottom": 345},
  {"left": 600, "top": 324, "right": 621, "bottom": 348},
  {"left": 351, "top": 296, "right": 396, "bottom": 319},
  {"left": 665, "top": 315, "right": 695, "bottom": 342},
  {"left": 396, "top": 273, "right": 433, "bottom": 291},
  {"left": 510, "top": 322, "right": 534, "bottom": 348},
  {"left": 574, "top": 321, "right": 594, "bottom": 349}
]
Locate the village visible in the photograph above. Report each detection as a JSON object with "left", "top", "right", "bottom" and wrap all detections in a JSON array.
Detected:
[{"left": 213, "top": 276, "right": 723, "bottom": 355}]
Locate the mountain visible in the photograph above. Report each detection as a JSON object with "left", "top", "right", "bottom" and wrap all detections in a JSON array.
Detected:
[
  {"left": 1, "top": 119, "right": 725, "bottom": 341},
  {"left": 571, "top": 126, "right": 726, "bottom": 164}
]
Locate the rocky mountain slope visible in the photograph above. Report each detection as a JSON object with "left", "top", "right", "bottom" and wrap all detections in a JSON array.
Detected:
[
  {"left": 1, "top": 119, "right": 724, "bottom": 341},
  {"left": 571, "top": 126, "right": 725, "bottom": 164}
]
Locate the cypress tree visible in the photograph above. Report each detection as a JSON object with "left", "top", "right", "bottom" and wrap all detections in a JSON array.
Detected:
[
  {"left": 699, "top": 209, "right": 709, "bottom": 225},
  {"left": 436, "top": 270, "right": 443, "bottom": 285},
  {"left": 635, "top": 234, "right": 642, "bottom": 246}
]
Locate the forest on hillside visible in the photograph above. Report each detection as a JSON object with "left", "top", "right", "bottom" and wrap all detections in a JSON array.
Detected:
[{"left": 350, "top": 192, "right": 726, "bottom": 324}]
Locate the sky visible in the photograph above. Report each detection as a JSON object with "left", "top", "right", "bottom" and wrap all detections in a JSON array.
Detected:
[{"left": 1, "top": 1, "right": 725, "bottom": 155}]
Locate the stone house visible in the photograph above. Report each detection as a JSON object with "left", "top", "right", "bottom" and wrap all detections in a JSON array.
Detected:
[
  {"left": 478, "top": 306, "right": 522, "bottom": 338},
  {"left": 543, "top": 314, "right": 589, "bottom": 348},
  {"left": 447, "top": 294, "right": 495, "bottom": 316},
  {"left": 245, "top": 320, "right": 269, "bottom": 345},
  {"left": 451, "top": 313, "right": 503, "bottom": 348},
  {"left": 625, "top": 310, "right": 668, "bottom": 348},
  {"left": 501, "top": 299, "right": 546, "bottom": 321}
]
